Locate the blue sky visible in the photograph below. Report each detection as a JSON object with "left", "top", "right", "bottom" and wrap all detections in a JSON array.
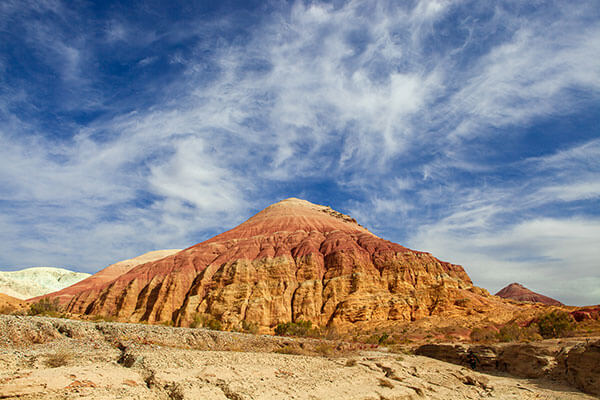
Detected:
[{"left": 0, "top": 0, "right": 599, "bottom": 306}]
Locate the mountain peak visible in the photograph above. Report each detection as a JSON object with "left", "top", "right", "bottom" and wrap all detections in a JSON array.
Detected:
[
  {"left": 256, "top": 198, "right": 359, "bottom": 223},
  {"left": 209, "top": 198, "right": 372, "bottom": 243},
  {"left": 496, "top": 282, "right": 562, "bottom": 306},
  {"left": 51, "top": 198, "right": 475, "bottom": 329}
]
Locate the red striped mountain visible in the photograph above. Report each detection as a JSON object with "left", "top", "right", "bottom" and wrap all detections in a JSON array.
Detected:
[
  {"left": 51, "top": 198, "right": 485, "bottom": 330},
  {"left": 33, "top": 250, "right": 181, "bottom": 305},
  {"left": 495, "top": 283, "right": 562, "bottom": 306}
]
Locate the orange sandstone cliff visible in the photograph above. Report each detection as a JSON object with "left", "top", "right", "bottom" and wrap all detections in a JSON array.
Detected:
[{"left": 52, "top": 198, "right": 488, "bottom": 329}]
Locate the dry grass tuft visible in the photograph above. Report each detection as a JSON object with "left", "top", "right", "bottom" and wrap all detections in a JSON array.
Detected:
[{"left": 45, "top": 350, "right": 72, "bottom": 368}]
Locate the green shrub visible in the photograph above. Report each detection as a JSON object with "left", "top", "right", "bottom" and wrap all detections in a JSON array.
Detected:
[
  {"left": 190, "top": 313, "right": 222, "bottom": 330},
  {"left": 274, "top": 320, "right": 317, "bottom": 337},
  {"left": 537, "top": 311, "right": 574, "bottom": 338},
  {"left": 241, "top": 320, "right": 259, "bottom": 334},
  {"left": 498, "top": 323, "right": 521, "bottom": 342},
  {"left": 91, "top": 314, "right": 116, "bottom": 323},
  {"left": 29, "top": 298, "right": 62, "bottom": 316},
  {"left": 365, "top": 332, "right": 391, "bottom": 345},
  {"left": 470, "top": 327, "right": 497, "bottom": 343}
]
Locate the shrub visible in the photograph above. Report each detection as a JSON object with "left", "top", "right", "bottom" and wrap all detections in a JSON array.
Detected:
[
  {"left": 365, "top": 332, "right": 391, "bottom": 345},
  {"left": 91, "top": 314, "right": 116, "bottom": 323},
  {"left": 45, "top": 350, "right": 71, "bottom": 368},
  {"left": 241, "top": 320, "right": 259, "bottom": 334},
  {"left": 190, "top": 313, "right": 222, "bottom": 330},
  {"left": 537, "top": 310, "right": 574, "bottom": 338},
  {"left": 274, "top": 320, "right": 317, "bottom": 337},
  {"left": 497, "top": 323, "right": 521, "bottom": 342},
  {"left": 470, "top": 327, "right": 497, "bottom": 343},
  {"left": 29, "top": 298, "right": 62, "bottom": 316},
  {"left": 274, "top": 345, "right": 305, "bottom": 355},
  {"left": 314, "top": 342, "right": 336, "bottom": 357}
]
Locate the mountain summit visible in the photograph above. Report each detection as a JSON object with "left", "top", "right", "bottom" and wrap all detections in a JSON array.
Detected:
[
  {"left": 495, "top": 283, "right": 562, "bottom": 306},
  {"left": 52, "top": 198, "right": 480, "bottom": 329}
]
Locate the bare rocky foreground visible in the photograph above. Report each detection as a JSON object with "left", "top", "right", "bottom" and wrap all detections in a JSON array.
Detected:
[{"left": 0, "top": 315, "right": 598, "bottom": 399}]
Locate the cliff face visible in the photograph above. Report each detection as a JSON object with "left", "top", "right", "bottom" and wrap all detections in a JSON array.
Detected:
[
  {"left": 495, "top": 283, "right": 563, "bottom": 306},
  {"left": 60, "top": 198, "right": 477, "bottom": 329}
]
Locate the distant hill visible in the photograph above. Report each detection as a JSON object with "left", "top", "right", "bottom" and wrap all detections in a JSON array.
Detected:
[
  {"left": 0, "top": 293, "right": 28, "bottom": 312},
  {"left": 34, "top": 249, "right": 181, "bottom": 305},
  {"left": 0, "top": 267, "right": 90, "bottom": 300},
  {"left": 495, "top": 282, "right": 562, "bottom": 306}
]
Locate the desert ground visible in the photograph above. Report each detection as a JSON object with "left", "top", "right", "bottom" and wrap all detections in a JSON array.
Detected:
[{"left": 1, "top": 315, "right": 597, "bottom": 400}]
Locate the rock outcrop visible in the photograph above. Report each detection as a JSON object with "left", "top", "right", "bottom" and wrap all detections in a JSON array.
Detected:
[
  {"left": 571, "top": 306, "right": 600, "bottom": 322},
  {"left": 416, "top": 338, "right": 600, "bottom": 396},
  {"left": 36, "top": 250, "right": 181, "bottom": 305},
  {"left": 0, "top": 267, "right": 90, "bottom": 300},
  {"left": 496, "top": 283, "right": 562, "bottom": 306},
  {"left": 55, "top": 198, "right": 482, "bottom": 329}
]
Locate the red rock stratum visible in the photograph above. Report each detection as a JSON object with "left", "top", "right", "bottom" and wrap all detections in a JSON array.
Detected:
[
  {"left": 53, "top": 198, "right": 486, "bottom": 329},
  {"left": 496, "top": 283, "right": 563, "bottom": 306},
  {"left": 34, "top": 249, "right": 180, "bottom": 305}
]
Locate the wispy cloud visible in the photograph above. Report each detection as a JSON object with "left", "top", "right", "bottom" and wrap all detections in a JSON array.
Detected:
[{"left": 0, "top": 1, "right": 598, "bottom": 305}]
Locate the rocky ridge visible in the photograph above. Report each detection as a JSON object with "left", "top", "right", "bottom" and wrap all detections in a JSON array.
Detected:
[
  {"left": 496, "top": 283, "right": 563, "bottom": 306},
  {"left": 54, "top": 198, "right": 486, "bottom": 330},
  {"left": 416, "top": 338, "right": 600, "bottom": 396}
]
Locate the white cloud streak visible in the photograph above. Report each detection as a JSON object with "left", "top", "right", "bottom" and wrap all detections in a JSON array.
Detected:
[{"left": 0, "top": 0, "right": 598, "bottom": 307}]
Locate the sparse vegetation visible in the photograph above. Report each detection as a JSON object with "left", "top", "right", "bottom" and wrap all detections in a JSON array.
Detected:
[
  {"left": 469, "top": 327, "right": 497, "bottom": 343},
  {"left": 0, "top": 305, "right": 20, "bottom": 315},
  {"left": 91, "top": 314, "right": 116, "bottom": 323},
  {"left": 45, "top": 350, "right": 71, "bottom": 368},
  {"left": 537, "top": 310, "right": 574, "bottom": 338},
  {"left": 497, "top": 323, "right": 521, "bottom": 342},
  {"left": 274, "top": 344, "right": 305, "bottom": 355},
  {"left": 274, "top": 320, "right": 318, "bottom": 337},
  {"left": 314, "top": 342, "right": 336, "bottom": 357},
  {"left": 190, "top": 313, "right": 223, "bottom": 331},
  {"left": 497, "top": 323, "right": 542, "bottom": 342},
  {"left": 29, "top": 298, "right": 62, "bottom": 317},
  {"left": 365, "top": 332, "right": 391, "bottom": 345},
  {"left": 345, "top": 359, "right": 357, "bottom": 367},
  {"left": 241, "top": 320, "right": 259, "bottom": 334}
]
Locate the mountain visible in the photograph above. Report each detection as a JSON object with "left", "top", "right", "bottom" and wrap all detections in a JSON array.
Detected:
[
  {"left": 54, "top": 198, "right": 484, "bottom": 329},
  {"left": 495, "top": 283, "right": 563, "bottom": 306},
  {"left": 0, "top": 267, "right": 90, "bottom": 300},
  {"left": 35, "top": 249, "right": 181, "bottom": 305},
  {"left": 0, "top": 293, "right": 28, "bottom": 313}
]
